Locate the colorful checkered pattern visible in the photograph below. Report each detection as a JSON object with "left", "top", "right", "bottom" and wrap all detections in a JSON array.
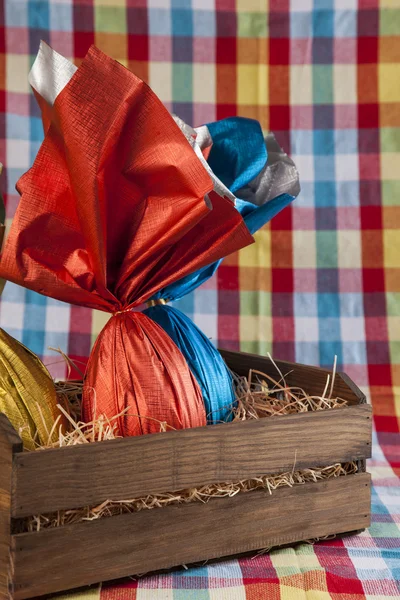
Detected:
[{"left": 1, "top": 0, "right": 400, "bottom": 597}]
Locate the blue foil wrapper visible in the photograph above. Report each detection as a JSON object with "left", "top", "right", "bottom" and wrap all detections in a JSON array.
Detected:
[{"left": 145, "top": 117, "right": 300, "bottom": 424}]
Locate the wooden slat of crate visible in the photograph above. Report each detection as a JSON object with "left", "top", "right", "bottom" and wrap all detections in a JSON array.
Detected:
[
  {"left": 12, "top": 404, "right": 372, "bottom": 518},
  {"left": 220, "top": 350, "right": 366, "bottom": 405},
  {"left": 11, "top": 473, "right": 371, "bottom": 600},
  {"left": 0, "top": 416, "right": 22, "bottom": 599}
]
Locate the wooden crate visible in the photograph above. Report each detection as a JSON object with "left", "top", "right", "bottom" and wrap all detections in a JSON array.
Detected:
[{"left": 0, "top": 350, "right": 372, "bottom": 600}]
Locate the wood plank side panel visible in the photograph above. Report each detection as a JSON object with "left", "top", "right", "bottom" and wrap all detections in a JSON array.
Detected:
[
  {"left": 12, "top": 474, "right": 371, "bottom": 600},
  {"left": 220, "top": 350, "right": 366, "bottom": 405},
  {"left": 12, "top": 405, "right": 372, "bottom": 517},
  {"left": 0, "top": 416, "right": 22, "bottom": 600},
  {"left": 0, "top": 435, "right": 11, "bottom": 600}
]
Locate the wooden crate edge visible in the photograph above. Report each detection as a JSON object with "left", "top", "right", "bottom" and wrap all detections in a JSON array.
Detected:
[
  {"left": 11, "top": 404, "right": 372, "bottom": 518},
  {"left": 220, "top": 350, "right": 364, "bottom": 405},
  {"left": 11, "top": 473, "right": 371, "bottom": 600},
  {"left": 0, "top": 416, "right": 23, "bottom": 600}
]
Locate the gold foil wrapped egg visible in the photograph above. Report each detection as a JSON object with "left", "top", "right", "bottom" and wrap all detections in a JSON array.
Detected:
[{"left": 0, "top": 328, "right": 65, "bottom": 449}]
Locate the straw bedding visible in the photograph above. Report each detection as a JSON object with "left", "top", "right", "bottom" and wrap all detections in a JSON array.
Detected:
[{"left": 13, "top": 355, "right": 356, "bottom": 534}]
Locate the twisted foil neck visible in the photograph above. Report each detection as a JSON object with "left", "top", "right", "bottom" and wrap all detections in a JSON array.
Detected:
[
  {"left": 112, "top": 308, "right": 133, "bottom": 317},
  {"left": 146, "top": 299, "right": 168, "bottom": 308}
]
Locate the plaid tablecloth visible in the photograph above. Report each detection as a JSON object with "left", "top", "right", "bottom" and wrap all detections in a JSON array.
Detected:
[{"left": 1, "top": 0, "right": 400, "bottom": 598}]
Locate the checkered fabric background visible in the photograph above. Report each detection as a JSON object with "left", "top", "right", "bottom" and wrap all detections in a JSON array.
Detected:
[{"left": 1, "top": 0, "right": 400, "bottom": 598}]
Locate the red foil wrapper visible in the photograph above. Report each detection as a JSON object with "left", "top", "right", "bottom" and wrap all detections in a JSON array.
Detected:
[{"left": 0, "top": 44, "right": 254, "bottom": 436}]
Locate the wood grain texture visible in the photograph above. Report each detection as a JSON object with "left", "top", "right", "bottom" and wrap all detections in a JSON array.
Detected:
[
  {"left": 220, "top": 349, "right": 366, "bottom": 405},
  {"left": 0, "top": 415, "right": 22, "bottom": 600},
  {"left": 11, "top": 473, "right": 371, "bottom": 599},
  {"left": 338, "top": 372, "right": 366, "bottom": 404},
  {"left": 12, "top": 404, "right": 372, "bottom": 518}
]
